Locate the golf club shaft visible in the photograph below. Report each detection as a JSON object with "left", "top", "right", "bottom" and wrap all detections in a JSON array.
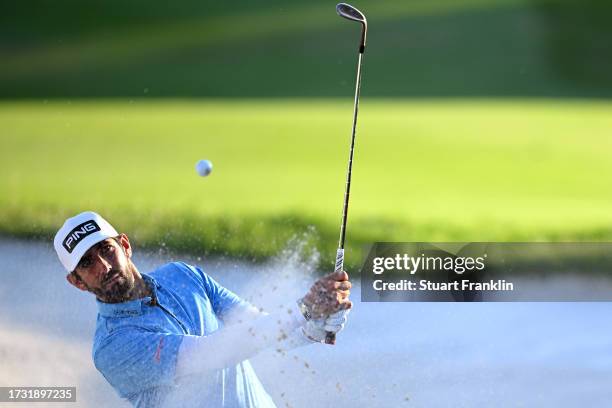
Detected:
[
  {"left": 338, "top": 52, "right": 362, "bottom": 251},
  {"left": 326, "top": 51, "right": 364, "bottom": 345}
]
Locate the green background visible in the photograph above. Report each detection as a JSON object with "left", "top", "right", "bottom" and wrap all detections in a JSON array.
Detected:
[
  {"left": 1, "top": 0, "right": 612, "bottom": 270},
  {"left": 2, "top": 0, "right": 612, "bottom": 98}
]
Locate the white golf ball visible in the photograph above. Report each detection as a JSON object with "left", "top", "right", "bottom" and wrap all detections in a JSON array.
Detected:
[{"left": 195, "top": 159, "right": 213, "bottom": 177}]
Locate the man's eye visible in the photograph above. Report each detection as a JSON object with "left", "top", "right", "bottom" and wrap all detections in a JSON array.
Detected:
[
  {"left": 79, "top": 257, "right": 92, "bottom": 268},
  {"left": 101, "top": 244, "right": 114, "bottom": 255}
]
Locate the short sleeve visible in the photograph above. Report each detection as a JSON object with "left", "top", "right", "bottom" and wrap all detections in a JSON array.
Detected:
[
  {"left": 179, "top": 262, "right": 248, "bottom": 317},
  {"left": 93, "top": 328, "right": 184, "bottom": 398}
]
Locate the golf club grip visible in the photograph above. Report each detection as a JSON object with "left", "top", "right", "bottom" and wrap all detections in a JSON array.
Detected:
[{"left": 325, "top": 249, "right": 345, "bottom": 345}]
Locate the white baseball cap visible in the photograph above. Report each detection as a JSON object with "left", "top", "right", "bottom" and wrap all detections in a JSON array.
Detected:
[{"left": 54, "top": 211, "right": 119, "bottom": 272}]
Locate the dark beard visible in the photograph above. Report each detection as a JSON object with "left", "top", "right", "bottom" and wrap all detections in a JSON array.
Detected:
[{"left": 95, "top": 269, "right": 135, "bottom": 303}]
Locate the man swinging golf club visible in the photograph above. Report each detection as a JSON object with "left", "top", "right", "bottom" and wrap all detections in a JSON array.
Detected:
[{"left": 54, "top": 211, "right": 351, "bottom": 407}]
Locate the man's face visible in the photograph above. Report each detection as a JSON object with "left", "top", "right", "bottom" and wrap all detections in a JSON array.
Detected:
[{"left": 69, "top": 234, "right": 137, "bottom": 303}]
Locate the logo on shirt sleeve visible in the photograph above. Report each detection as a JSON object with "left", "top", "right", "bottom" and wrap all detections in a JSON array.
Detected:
[{"left": 62, "top": 220, "right": 101, "bottom": 253}]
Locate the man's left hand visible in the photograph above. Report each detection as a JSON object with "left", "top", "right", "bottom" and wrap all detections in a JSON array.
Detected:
[{"left": 302, "top": 309, "right": 350, "bottom": 343}]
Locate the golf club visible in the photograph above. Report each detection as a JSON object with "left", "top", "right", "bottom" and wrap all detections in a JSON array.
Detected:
[{"left": 326, "top": 3, "right": 367, "bottom": 345}]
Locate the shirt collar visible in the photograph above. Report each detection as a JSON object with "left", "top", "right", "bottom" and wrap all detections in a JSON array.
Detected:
[{"left": 96, "top": 273, "right": 160, "bottom": 318}]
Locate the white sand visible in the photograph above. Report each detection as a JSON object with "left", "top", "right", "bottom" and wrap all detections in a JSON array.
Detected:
[
  {"left": 2, "top": 236, "right": 612, "bottom": 407},
  {"left": 0, "top": 321, "right": 127, "bottom": 407}
]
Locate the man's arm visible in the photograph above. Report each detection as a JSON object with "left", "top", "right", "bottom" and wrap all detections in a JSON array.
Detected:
[
  {"left": 176, "top": 304, "right": 308, "bottom": 377},
  {"left": 176, "top": 270, "right": 352, "bottom": 377}
]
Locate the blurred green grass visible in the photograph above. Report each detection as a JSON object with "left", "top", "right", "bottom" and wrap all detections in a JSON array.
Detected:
[
  {"left": 2, "top": 0, "right": 612, "bottom": 98},
  {"left": 2, "top": 99, "right": 612, "bottom": 270}
]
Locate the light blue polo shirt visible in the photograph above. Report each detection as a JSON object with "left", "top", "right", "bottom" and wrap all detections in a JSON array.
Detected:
[{"left": 92, "top": 261, "right": 277, "bottom": 408}]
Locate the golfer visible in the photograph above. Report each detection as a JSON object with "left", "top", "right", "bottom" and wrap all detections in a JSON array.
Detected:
[{"left": 54, "top": 211, "right": 351, "bottom": 407}]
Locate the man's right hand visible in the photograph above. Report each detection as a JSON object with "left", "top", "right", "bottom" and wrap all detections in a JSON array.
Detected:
[{"left": 299, "top": 270, "right": 352, "bottom": 320}]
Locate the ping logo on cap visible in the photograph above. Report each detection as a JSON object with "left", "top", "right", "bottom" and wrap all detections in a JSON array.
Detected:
[{"left": 62, "top": 220, "right": 101, "bottom": 253}]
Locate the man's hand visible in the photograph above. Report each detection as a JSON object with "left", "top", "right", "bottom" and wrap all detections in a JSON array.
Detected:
[
  {"left": 302, "top": 310, "right": 350, "bottom": 343},
  {"left": 299, "top": 270, "right": 352, "bottom": 320}
]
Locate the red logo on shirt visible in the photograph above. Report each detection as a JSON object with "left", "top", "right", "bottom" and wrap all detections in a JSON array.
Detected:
[{"left": 154, "top": 337, "right": 165, "bottom": 363}]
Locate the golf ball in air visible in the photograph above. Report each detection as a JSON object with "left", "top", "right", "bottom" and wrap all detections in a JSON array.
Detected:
[{"left": 195, "top": 160, "right": 213, "bottom": 177}]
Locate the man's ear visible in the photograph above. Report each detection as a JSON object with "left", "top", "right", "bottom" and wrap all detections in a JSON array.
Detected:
[
  {"left": 118, "top": 233, "right": 132, "bottom": 258},
  {"left": 66, "top": 272, "right": 89, "bottom": 292}
]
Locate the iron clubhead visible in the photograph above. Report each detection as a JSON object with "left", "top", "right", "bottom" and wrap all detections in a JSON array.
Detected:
[
  {"left": 336, "top": 3, "right": 366, "bottom": 24},
  {"left": 336, "top": 3, "right": 367, "bottom": 52}
]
